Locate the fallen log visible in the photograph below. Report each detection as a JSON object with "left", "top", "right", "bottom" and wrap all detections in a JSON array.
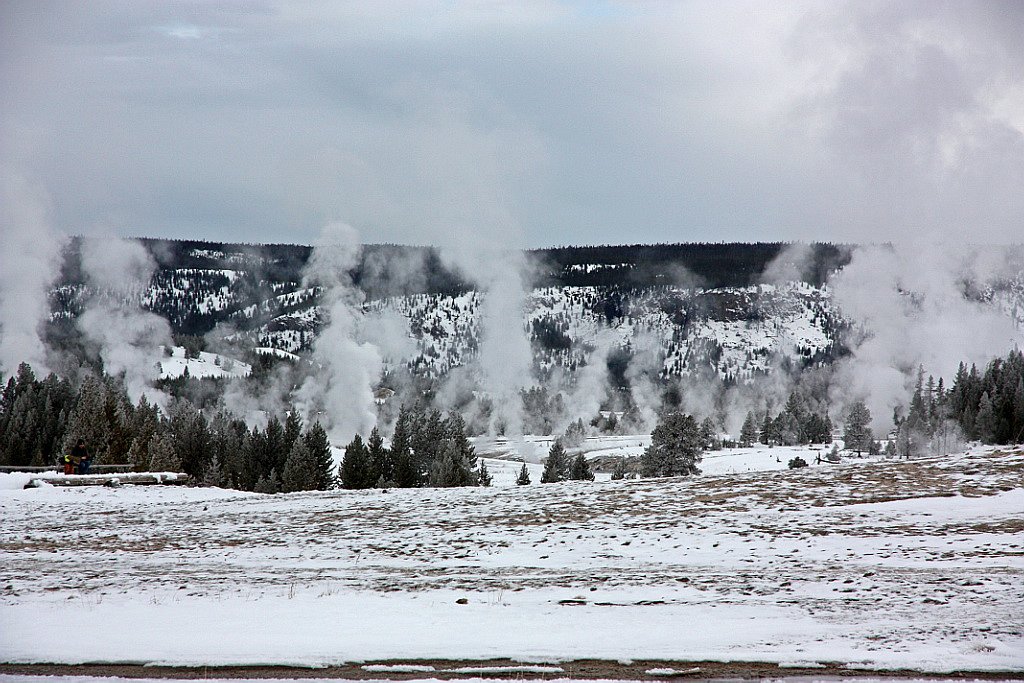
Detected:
[{"left": 24, "top": 473, "right": 191, "bottom": 488}]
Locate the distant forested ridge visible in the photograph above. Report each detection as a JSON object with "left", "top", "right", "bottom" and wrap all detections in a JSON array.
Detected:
[
  {"left": 534, "top": 242, "right": 852, "bottom": 288},
  {"left": 50, "top": 238, "right": 852, "bottom": 337}
]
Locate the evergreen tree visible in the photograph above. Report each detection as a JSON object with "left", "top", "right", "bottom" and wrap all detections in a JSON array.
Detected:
[
  {"left": 129, "top": 395, "right": 160, "bottom": 470},
  {"left": 391, "top": 406, "right": 418, "bottom": 487},
  {"left": 201, "top": 454, "right": 225, "bottom": 487},
  {"left": 739, "top": 411, "right": 758, "bottom": 447},
  {"left": 515, "top": 462, "right": 531, "bottom": 485},
  {"left": 568, "top": 452, "right": 594, "bottom": 481},
  {"left": 207, "top": 411, "right": 245, "bottom": 487},
  {"left": 168, "top": 400, "right": 210, "bottom": 478},
  {"left": 478, "top": 460, "right": 492, "bottom": 487},
  {"left": 239, "top": 427, "right": 268, "bottom": 491},
  {"left": 254, "top": 467, "right": 281, "bottom": 494},
  {"left": 443, "top": 411, "right": 478, "bottom": 483},
  {"left": 410, "top": 405, "right": 445, "bottom": 479},
  {"left": 303, "top": 421, "right": 335, "bottom": 490},
  {"left": 1014, "top": 379, "right": 1024, "bottom": 443},
  {"left": 699, "top": 416, "right": 718, "bottom": 450},
  {"left": 282, "top": 439, "right": 318, "bottom": 492},
  {"left": 610, "top": 457, "right": 628, "bottom": 480},
  {"left": 366, "top": 427, "right": 391, "bottom": 486},
  {"left": 562, "top": 418, "right": 586, "bottom": 447},
  {"left": 63, "top": 374, "right": 109, "bottom": 463},
  {"left": 640, "top": 412, "right": 703, "bottom": 477},
  {"left": 975, "top": 392, "right": 997, "bottom": 444},
  {"left": 148, "top": 433, "right": 181, "bottom": 472},
  {"left": 265, "top": 416, "right": 287, "bottom": 475},
  {"left": 427, "top": 438, "right": 474, "bottom": 487},
  {"left": 760, "top": 410, "right": 775, "bottom": 445},
  {"left": 283, "top": 410, "right": 303, "bottom": 457},
  {"left": 127, "top": 436, "right": 149, "bottom": 472},
  {"left": 540, "top": 440, "right": 568, "bottom": 483},
  {"left": 843, "top": 400, "right": 873, "bottom": 454},
  {"left": 339, "top": 434, "right": 371, "bottom": 489}
]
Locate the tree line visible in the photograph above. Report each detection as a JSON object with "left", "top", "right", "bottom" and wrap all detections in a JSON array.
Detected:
[
  {"left": 5, "top": 349, "right": 1022, "bottom": 491},
  {"left": 892, "top": 351, "right": 1024, "bottom": 457},
  {"left": 336, "top": 403, "right": 485, "bottom": 489},
  {"left": 0, "top": 362, "right": 332, "bottom": 492}
]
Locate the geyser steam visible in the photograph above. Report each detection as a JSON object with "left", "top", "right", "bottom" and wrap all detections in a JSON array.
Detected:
[
  {"left": 0, "top": 170, "right": 67, "bottom": 377},
  {"left": 829, "top": 243, "right": 1024, "bottom": 429},
  {"left": 77, "top": 237, "right": 173, "bottom": 406},
  {"left": 294, "top": 223, "right": 382, "bottom": 443}
]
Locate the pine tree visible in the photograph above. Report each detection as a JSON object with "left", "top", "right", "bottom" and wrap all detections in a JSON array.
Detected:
[
  {"left": 202, "top": 454, "right": 225, "bottom": 488},
  {"left": 240, "top": 427, "right": 268, "bottom": 491},
  {"left": 515, "top": 463, "right": 531, "bottom": 485},
  {"left": 366, "top": 427, "right": 391, "bottom": 487},
  {"left": 265, "top": 416, "right": 287, "bottom": 475},
  {"left": 975, "top": 392, "right": 997, "bottom": 444},
  {"left": 282, "top": 439, "right": 317, "bottom": 492},
  {"left": 478, "top": 460, "right": 492, "bottom": 487},
  {"left": 699, "top": 417, "right": 718, "bottom": 450},
  {"left": 168, "top": 400, "right": 210, "bottom": 478},
  {"left": 541, "top": 440, "right": 568, "bottom": 483},
  {"left": 410, "top": 405, "right": 445, "bottom": 479},
  {"left": 1011, "top": 377, "right": 1024, "bottom": 443},
  {"left": 63, "top": 374, "right": 109, "bottom": 464},
  {"left": 340, "top": 434, "right": 370, "bottom": 489},
  {"left": 303, "top": 422, "right": 335, "bottom": 490},
  {"left": 254, "top": 468, "right": 281, "bottom": 494},
  {"left": 739, "top": 411, "right": 758, "bottom": 447},
  {"left": 640, "top": 412, "right": 703, "bottom": 477},
  {"left": 568, "top": 452, "right": 594, "bottom": 481},
  {"left": 283, "top": 410, "right": 303, "bottom": 457},
  {"left": 445, "top": 412, "right": 477, "bottom": 468},
  {"left": 843, "top": 400, "right": 873, "bottom": 454},
  {"left": 610, "top": 457, "right": 628, "bottom": 480},
  {"left": 391, "top": 406, "right": 418, "bottom": 487},
  {"left": 127, "top": 436, "right": 149, "bottom": 472},
  {"left": 760, "top": 410, "right": 774, "bottom": 445},
  {"left": 148, "top": 433, "right": 181, "bottom": 472},
  {"left": 562, "top": 418, "right": 586, "bottom": 447},
  {"left": 427, "top": 438, "right": 474, "bottom": 487}
]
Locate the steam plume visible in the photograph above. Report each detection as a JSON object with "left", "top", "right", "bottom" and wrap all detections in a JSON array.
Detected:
[
  {"left": 0, "top": 170, "right": 66, "bottom": 377},
  {"left": 77, "top": 237, "right": 172, "bottom": 406},
  {"left": 293, "top": 223, "right": 382, "bottom": 443},
  {"left": 829, "top": 244, "right": 1024, "bottom": 429}
]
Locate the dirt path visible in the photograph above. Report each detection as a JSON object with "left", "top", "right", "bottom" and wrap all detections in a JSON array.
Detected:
[{"left": 2, "top": 659, "right": 1022, "bottom": 680}]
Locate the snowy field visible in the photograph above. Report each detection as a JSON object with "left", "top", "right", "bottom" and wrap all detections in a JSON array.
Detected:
[
  {"left": 1, "top": 446, "right": 1022, "bottom": 674},
  {"left": 474, "top": 433, "right": 848, "bottom": 479},
  {"left": 157, "top": 346, "right": 251, "bottom": 380}
]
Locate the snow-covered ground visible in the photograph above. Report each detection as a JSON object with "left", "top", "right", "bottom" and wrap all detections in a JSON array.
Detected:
[
  {"left": 157, "top": 346, "right": 251, "bottom": 380},
  {"left": 1, "top": 446, "right": 1021, "bottom": 672},
  {"left": 475, "top": 433, "right": 850, "bottom": 477}
]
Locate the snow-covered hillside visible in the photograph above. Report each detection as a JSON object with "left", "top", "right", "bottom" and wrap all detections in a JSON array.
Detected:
[{"left": 253, "top": 282, "right": 843, "bottom": 382}]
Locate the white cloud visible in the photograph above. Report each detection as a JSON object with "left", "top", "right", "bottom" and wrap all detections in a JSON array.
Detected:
[{"left": 1, "top": 1, "right": 1020, "bottom": 247}]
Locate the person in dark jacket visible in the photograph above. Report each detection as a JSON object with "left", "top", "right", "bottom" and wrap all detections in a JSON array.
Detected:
[{"left": 71, "top": 439, "right": 90, "bottom": 475}]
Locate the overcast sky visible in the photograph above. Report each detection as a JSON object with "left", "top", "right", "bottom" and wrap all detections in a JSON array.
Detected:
[{"left": 2, "top": 1, "right": 1022, "bottom": 248}]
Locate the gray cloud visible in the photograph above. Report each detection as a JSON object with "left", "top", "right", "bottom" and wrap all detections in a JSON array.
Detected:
[{"left": 1, "top": 1, "right": 1021, "bottom": 247}]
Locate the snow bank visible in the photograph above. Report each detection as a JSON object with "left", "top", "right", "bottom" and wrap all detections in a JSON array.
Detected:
[{"left": 0, "top": 472, "right": 34, "bottom": 490}]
